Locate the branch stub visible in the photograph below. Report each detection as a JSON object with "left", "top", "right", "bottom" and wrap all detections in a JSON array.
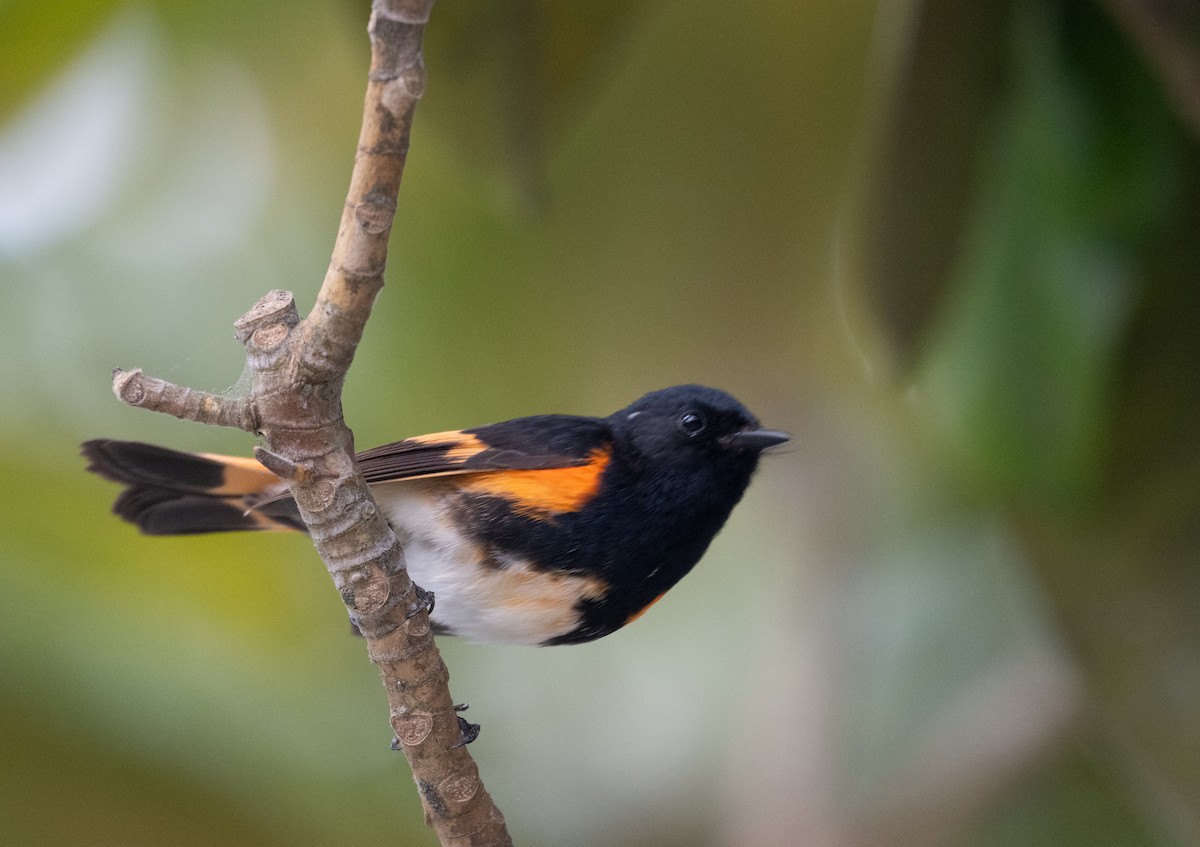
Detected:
[{"left": 234, "top": 290, "right": 299, "bottom": 344}]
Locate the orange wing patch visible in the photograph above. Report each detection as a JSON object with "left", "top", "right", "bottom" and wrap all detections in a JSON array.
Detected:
[
  {"left": 461, "top": 447, "right": 610, "bottom": 518},
  {"left": 404, "top": 431, "right": 488, "bottom": 463}
]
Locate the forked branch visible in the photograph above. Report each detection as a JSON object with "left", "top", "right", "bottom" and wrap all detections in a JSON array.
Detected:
[{"left": 108, "top": 2, "right": 512, "bottom": 844}]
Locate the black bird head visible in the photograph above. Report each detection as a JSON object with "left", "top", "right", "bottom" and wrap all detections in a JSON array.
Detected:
[
  {"left": 557, "top": 385, "right": 789, "bottom": 644},
  {"left": 609, "top": 385, "right": 789, "bottom": 481}
]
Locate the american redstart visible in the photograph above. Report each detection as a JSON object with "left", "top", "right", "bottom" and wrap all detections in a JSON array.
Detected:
[{"left": 83, "top": 384, "right": 788, "bottom": 645}]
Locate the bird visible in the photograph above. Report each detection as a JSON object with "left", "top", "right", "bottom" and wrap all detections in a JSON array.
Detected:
[{"left": 83, "top": 384, "right": 788, "bottom": 646}]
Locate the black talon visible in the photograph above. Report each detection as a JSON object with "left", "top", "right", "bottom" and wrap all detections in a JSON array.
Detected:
[
  {"left": 407, "top": 584, "right": 435, "bottom": 620},
  {"left": 390, "top": 735, "right": 402, "bottom": 751},
  {"left": 449, "top": 714, "right": 480, "bottom": 748}
]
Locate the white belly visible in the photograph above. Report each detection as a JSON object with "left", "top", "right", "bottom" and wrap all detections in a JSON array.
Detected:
[{"left": 374, "top": 483, "right": 606, "bottom": 645}]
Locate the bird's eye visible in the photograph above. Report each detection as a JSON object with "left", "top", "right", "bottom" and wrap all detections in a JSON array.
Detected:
[{"left": 676, "top": 410, "right": 707, "bottom": 437}]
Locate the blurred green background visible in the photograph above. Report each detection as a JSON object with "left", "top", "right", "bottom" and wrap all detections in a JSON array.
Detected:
[{"left": 2, "top": 1, "right": 1198, "bottom": 845}]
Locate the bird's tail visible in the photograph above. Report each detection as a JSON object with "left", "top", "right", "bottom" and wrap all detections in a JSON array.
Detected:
[{"left": 82, "top": 439, "right": 305, "bottom": 535}]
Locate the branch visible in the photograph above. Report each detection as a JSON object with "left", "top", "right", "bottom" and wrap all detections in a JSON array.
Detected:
[
  {"left": 111, "top": 367, "right": 257, "bottom": 431},
  {"left": 109, "top": 2, "right": 512, "bottom": 844}
]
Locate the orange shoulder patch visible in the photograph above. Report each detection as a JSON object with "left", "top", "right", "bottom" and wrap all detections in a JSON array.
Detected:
[{"left": 462, "top": 447, "right": 610, "bottom": 518}]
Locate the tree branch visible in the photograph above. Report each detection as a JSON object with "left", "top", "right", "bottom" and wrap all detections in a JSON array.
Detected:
[
  {"left": 111, "top": 368, "right": 258, "bottom": 431},
  {"left": 108, "top": 2, "right": 512, "bottom": 844}
]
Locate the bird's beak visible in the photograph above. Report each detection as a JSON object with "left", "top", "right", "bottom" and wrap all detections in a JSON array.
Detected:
[{"left": 724, "top": 428, "right": 791, "bottom": 452}]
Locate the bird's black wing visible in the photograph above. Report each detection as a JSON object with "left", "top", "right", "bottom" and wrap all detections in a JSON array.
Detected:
[{"left": 355, "top": 414, "right": 611, "bottom": 483}]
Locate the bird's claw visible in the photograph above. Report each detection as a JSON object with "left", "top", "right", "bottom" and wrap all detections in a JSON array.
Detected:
[
  {"left": 449, "top": 703, "right": 480, "bottom": 748},
  {"left": 407, "top": 584, "right": 435, "bottom": 620}
]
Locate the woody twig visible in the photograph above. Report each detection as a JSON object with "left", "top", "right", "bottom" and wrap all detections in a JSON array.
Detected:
[{"left": 109, "top": 2, "right": 512, "bottom": 844}]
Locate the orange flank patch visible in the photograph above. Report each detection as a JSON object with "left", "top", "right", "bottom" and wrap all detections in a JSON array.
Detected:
[
  {"left": 198, "top": 453, "right": 280, "bottom": 495},
  {"left": 463, "top": 447, "right": 610, "bottom": 518},
  {"left": 625, "top": 592, "right": 666, "bottom": 626}
]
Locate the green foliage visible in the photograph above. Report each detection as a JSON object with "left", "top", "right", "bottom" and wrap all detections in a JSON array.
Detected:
[{"left": 917, "top": 1, "right": 1185, "bottom": 508}]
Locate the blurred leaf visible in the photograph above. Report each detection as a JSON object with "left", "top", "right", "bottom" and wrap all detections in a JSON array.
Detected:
[
  {"left": 868, "top": 0, "right": 1200, "bottom": 838},
  {"left": 861, "top": 0, "right": 1014, "bottom": 366},
  {"left": 916, "top": 0, "right": 1183, "bottom": 508},
  {"left": 1021, "top": 179, "right": 1200, "bottom": 842},
  {"left": 1101, "top": 0, "right": 1200, "bottom": 140},
  {"left": 893, "top": 0, "right": 1200, "bottom": 837}
]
